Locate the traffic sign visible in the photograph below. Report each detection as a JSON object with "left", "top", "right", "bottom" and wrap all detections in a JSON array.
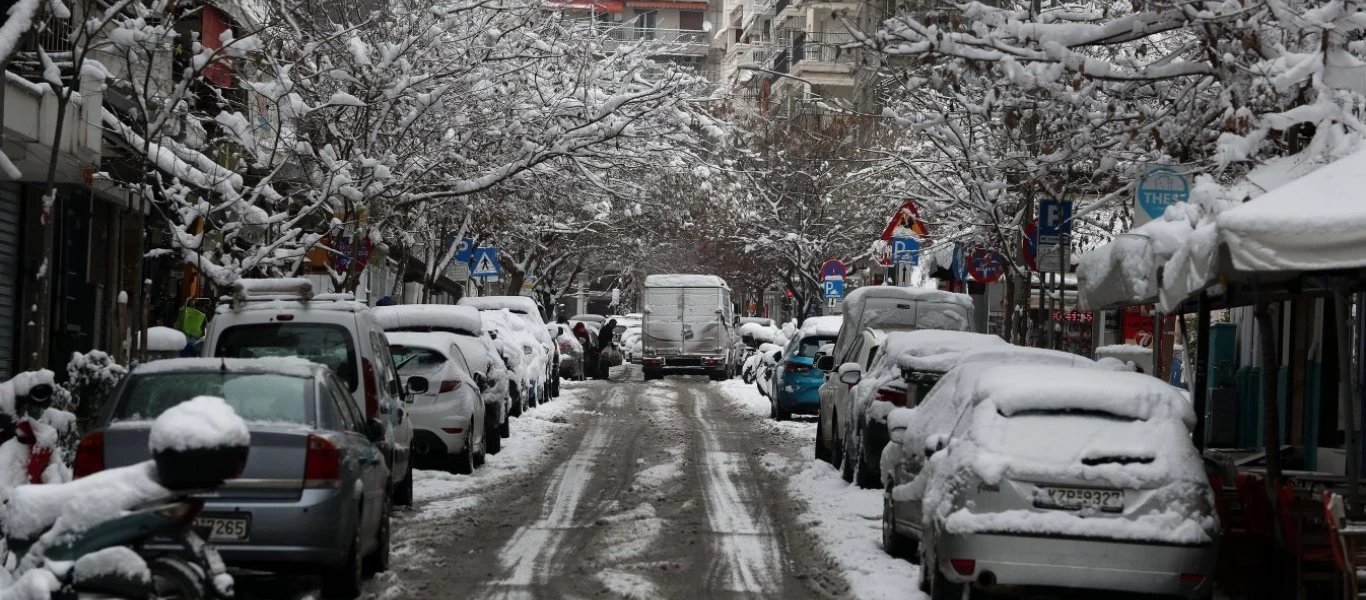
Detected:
[
  {"left": 333, "top": 235, "right": 372, "bottom": 272},
  {"left": 453, "top": 237, "right": 475, "bottom": 263},
  {"left": 967, "top": 248, "right": 1005, "bottom": 283},
  {"left": 1135, "top": 167, "right": 1189, "bottom": 226},
  {"left": 471, "top": 247, "right": 501, "bottom": 278},
  {"left": 892, "top": 237, "right": 920, "bottom": 265},
  {"left": 879, "top": 201, "right": 929, "bottom": 266},
  {"left": 1022, "top": 219, "right": 1039, "bottom": 272},
  {"left": 823, "top": 279, "right": 844, "bottom": 300},
  {"left": 950, "top": 244, "right": 970, "bottom": 282},
  {"left": 820, "top": 259, "right": 847, "bottom": 281},
  {"left": 1038, "top": 199, "right": 1073, "bottom": 245}
]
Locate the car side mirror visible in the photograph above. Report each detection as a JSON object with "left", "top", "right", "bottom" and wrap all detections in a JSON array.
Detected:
[
  {"left": 365, "top": 418, "right": 386, "bottom": 443},
  {"left": 406, "top": 376, "right": 429, "bottom": 395},
  {"left": 816, "top": 355, "right": 835, "bottom": 372},
  {"left": 838, "top": 365, "right": 862, "bottom": 386},
  {"left": 925, "top": 433, "right": 949, "bottom": 458},
  {"left": 771, "top": 350, "right": 782, "bottom": 361}
]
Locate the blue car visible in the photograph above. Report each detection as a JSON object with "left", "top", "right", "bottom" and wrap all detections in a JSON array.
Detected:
[{"left": 769, "top": 317, "right": 841, "bottom": 421}]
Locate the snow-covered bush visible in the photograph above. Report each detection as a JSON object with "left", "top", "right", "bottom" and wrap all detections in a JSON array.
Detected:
[{"left": 62, "top": 351, "right": 127, "bottom": 449}]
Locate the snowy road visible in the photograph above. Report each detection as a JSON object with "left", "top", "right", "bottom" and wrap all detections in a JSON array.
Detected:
[{"left": 363, "top": 373, "right": 861, "bottom": 600}]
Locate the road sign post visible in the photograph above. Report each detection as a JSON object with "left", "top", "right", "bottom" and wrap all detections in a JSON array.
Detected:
[{"left": 471, "top": 247, "right": 501, "bottom": 278}]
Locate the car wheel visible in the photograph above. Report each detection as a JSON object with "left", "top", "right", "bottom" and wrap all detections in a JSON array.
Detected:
[
  {"left": 831, "top": 412, "right": 846, "bottom": 472},
  {"left": 856, "top": 428, "right": 881, "bottom": 489},
  {"left": 364, "top": 494, "right": 392, "bottom": 576},
  {"left": 508, "top": 385, "right": 522, "bottom": 417},
  {"left": 776, "top": 407, "right": 792, "bottom": 421},
  {"left": 486, "top": 411, "right": 503, "bottom": 454},
  {"left": 499, "top": 413, "right": 511, "bottom": 438},
  {"left": 882, "top": 488, "right": 917, "bottom": 560},
  {"left": 930, "top": 565, "right": 964, "bottom": 600},
  {"left": 840, "top": 435, "right": 856, "bottom": 483},
  {"left": 323, "top": 526, "right": 363, "bottom": 599},
  {"left": 450, "top": 433, "right": 476, "bottom": 474},
  {"left": 394, "top": 466, "right": 414, "bottom": 507},
  {"left": 147, "top": 557, "right": 206, "bottom": 600},
  {"left": 815, "top": 411, "right": 832, "bottom": 463}
]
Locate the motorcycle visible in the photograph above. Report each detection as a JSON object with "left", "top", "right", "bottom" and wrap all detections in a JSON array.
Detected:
[{"left": 0, "top": 393, "right": 245, "bottom": 600}]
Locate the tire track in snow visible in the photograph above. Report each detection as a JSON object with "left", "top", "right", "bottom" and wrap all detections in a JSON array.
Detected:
[
  {"left": 686, "top": 388, "right": 784, "bottom": 595},
  {"left": 480, "top": 424, "right": 612, "bottom": 599}
]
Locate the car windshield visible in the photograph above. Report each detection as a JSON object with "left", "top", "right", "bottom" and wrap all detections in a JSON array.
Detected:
[
  {"left": 114, "top": 372, "right": 312, "bottom": 424},
  {"left": 216, "top": 323, "right": 358, "bottom": 391},
  {"left": 796, "top": 335, "right": 836, "bottom": 358},
  {"left": 390, "top": 346, "right": 447, "bottom": 376},
  {"left": 984, "top": 409, "right": 1156, "bottom": 467}
]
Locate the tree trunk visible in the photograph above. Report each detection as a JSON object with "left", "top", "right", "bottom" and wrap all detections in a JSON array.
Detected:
[{"left": 504, "top": 268, "right": 525, "bottom": 298}]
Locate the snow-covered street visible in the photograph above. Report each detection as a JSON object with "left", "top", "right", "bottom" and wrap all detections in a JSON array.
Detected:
[{"left": 361, "top": 373, "right": 910, "bottom": 600}]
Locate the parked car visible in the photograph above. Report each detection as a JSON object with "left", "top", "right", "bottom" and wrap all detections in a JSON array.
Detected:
[
  {"left": 815, "top": 286, "right": 973, "bottom": 471},
  {"left": 909, "top": 363, "right": 1217, "bottom": 600},
  {"left": 880, "top": 346, "right": 1107, "bottom": 558},
  {"left": 386, "top": 332, "right": 490, "bottom": 472},
  {"left": 837, "top": 330, "right": 1009, "bottom": 488},
  {"left": 479, "top": 308, "right": 550, "bottom": 413},
  {"left": 372, "top": 304, "right": 512, "bottom": 447},
  {"left": 201, "top": 278, "right": 415, "bottom": 507},
  {"left": 459, "top": 296, "right": 560, "bottom": 399},
  {"left": 620, "top": 324, "right": 643, "bottom": 363},
  {"left": 551, "top": 323, "right": 585, "bottom": 380},
  {"left": 79, "top": 358, "right": 392, "bottom": 599},
  {"left": 640, "top": 274, "right": 736, "bottom": 381},
  {"left": 768, "top": 316, "right": 841, "bottom": 421}
]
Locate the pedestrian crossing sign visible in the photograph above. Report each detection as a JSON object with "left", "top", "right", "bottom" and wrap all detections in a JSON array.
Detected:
[{"left": 471, "top": 247, "right": 501, "bottom": 278}]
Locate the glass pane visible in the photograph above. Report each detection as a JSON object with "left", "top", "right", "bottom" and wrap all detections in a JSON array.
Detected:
[
  {"left": 115, "top": 373, "right": 312, "bottom": 424},
  {"left": 216, "top": 324, "right": 358, "bottom": 391}
]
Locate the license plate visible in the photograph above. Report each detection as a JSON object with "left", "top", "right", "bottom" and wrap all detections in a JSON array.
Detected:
[
  {"left": 1036, "top": 486, "right": 1124, "bottom": 512},
  {"left": 194, "top": 515, "right": 250, "bottom": 541}
]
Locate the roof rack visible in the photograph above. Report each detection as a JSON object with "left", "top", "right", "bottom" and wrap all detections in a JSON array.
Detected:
[{"left": 224, "top": 278, "right": 357, "bottom": 309}]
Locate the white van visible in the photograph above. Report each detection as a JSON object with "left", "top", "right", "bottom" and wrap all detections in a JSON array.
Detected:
[
  {"left": 201, "top": 279, "right": 415, "bottom": 506},
  {"left": 640, "top": 274, "right": 736, "bottom": 381}
]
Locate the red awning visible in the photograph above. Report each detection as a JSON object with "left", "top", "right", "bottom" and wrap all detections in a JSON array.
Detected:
[
  {"left": 552, "top": 0, "right": 624, "bottom": 12},
  {"left": 625, "top": 0, "right": 708, "bottom": 9}
]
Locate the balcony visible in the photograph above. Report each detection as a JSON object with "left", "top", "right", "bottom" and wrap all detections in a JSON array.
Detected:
[
  {"left": 790, "top": 31, "right": 863, "bottom": 82},
  {"left": 599, "top": 26, "right": 712, "bottom": 56}
]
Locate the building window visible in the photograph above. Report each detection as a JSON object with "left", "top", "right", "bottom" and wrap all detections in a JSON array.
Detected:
[
  {"left": 680, "top": 11, "right": 704, "bottom": 30},
  {"left": 635, "top": 9, "right": 656, "bottom": 39}
]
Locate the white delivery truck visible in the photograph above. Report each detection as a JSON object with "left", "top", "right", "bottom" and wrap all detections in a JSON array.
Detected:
[{"left": 641, "top": 275, "right": 736, "bottom": 381}]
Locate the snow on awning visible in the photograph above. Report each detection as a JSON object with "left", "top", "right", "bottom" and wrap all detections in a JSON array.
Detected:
[
  {"left": 625, "top": 0, "right": 707, "bottom": 9},
  {"left": 1217, "top": 146, "right": 1366, "bottom": 273},
  {"left": 1077, "top": 218, "right": 1194, "bottom": 311}
]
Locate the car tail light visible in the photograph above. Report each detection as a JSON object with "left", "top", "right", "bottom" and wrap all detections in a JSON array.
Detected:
[
  {"left": 558, "top": 341, "right": 574, "bottom": 352},
  {"left": 441, "top": 427, "right": 464, "bottom": 434},
  {"left": 439, "top": 378, "right": 462, "bottom": 393},
  {"left": 875, "top": 388, "right": 907, "bottom": 407},
  {"left": 275, "top": 313, "right": 294, "bottom": 321},
  {"left": 304, "top": 434, "right": 341, "bottom": 485},
  {"left": 950, "top": 559, "right": 976, "bottom": 576},
  {"left": 362, "top": 358, "right": 379, "bottom": 417},
  {"left": 785, "top": 362, "right": 811, "bottom": 374},
  {"left": 73, "top": 431, "right": 105, "bottom": 478},
  {"left": 1179, "top": 573, "right": 1207, "bottom": 585},
  {"left": 644, "top": 358, "right": 662, "bottom": 366}
]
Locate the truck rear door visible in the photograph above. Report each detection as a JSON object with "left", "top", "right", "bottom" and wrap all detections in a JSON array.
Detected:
[
  {"left": 681, "top": 287, "right": 721, "bottom": 355},
  {"left": 644, "top": 287, "right": 684, "bottom": 355}
]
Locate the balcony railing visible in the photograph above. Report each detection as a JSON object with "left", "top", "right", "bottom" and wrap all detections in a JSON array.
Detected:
[
  {"left": 791, "top": 31, "right": 861, "bottom": 67},
  {"left": 600, "top": 26, "right": 710, "bottom": 46},
  {"left": 772, "top": 49, "right": 789, "bottom": 74}
]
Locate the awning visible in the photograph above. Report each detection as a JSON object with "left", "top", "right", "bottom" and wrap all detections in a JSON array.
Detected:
[
  {"left": 552, "top": 0, "right": 624, "bottom": 12},
  {"left": 625, "top": 0, "right": 708, "bottom": 9}
]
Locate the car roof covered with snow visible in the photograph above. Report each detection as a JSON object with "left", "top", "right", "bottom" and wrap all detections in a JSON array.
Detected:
[
  {"left": 798, "top": 316, "right": 842, "bottom": 337},
  {"left": 842, "top": 285, "right": 973, "bottom": 312},
  {"left": 643, "top": 274, "right": 729, "bottom": 288},
  {"left": 903, "top": 344, "right": 1095, "bottom": 374},
  {"left": 131, "top": 357, "right": 322, "bottom": 378},
  {"left": 972, "top": 364, "right": 1195, "bottom": 426},
  {"left": 458, "top": 296, "right": 543, "bottom": 319},
  {"left": 372, "top": 304, "right": 483, "bottom": 336}
]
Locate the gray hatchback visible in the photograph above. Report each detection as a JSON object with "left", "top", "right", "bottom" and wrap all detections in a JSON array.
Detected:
[{"left": 74, "top": 358, "right": 392, "bottom": 599}]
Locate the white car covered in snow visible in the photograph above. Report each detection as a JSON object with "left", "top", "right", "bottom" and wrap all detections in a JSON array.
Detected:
[
  {"left": 459, "top": 296, "right": 560, "bottom": 399},
  {"left": 386, "top": 332, "right": 492, "bottom": 473},
  {"left": 835, "top": 330, "right": 1010, "bottom": 489},
  {"left": 478, "top": 308, "right": 551, "bottom": 414},
  {"left": 899, "top": 363, "right": 1217, "bottom": 600}
]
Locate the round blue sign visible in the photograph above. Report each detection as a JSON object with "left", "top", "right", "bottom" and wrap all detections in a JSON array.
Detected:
[{"left": 1137, "top": 167, "right": 1189, "bottom": 220}]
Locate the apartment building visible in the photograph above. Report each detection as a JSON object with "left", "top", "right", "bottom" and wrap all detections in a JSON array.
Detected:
[{"left": 553, "top": 0, "right": 724, "bottom": 75}]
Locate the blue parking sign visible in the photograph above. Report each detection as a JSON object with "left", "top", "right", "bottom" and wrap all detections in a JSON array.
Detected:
[
  {"left": 1038, "top": 199, "right": 1073, "bottom": 245},
  {"left": 892, "top": 237, "right": 920, "bottom": 265},
  {"left": 823, "top": 279, "right": 843, "bottom": 300}
]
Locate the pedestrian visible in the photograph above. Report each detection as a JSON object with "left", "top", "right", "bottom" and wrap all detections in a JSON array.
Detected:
[
  {"left": 573, "top": 322, "right": 597, "bottom": 380},
  {"left": 597, "top": 319, "right": 618, "bottom": 380}
]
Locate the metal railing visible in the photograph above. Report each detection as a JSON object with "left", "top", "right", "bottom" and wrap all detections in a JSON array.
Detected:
[
  {"left": 791, "top": 31, "right": 861, "bottom": 66},
  {"left": 600, "top": 26, "right": 710, "bottom": 46},
  {"left": 772, "top": 48, "right": 789, "bottom": 74}
]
